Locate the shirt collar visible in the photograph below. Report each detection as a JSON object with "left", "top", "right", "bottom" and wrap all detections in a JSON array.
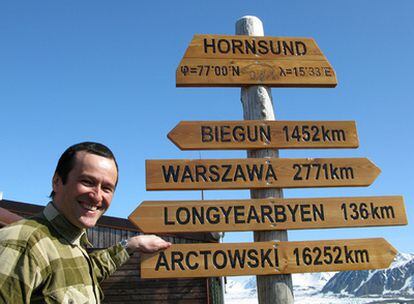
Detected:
[{"left": 42, "top": 202, "right": 91, "bottom": 247}]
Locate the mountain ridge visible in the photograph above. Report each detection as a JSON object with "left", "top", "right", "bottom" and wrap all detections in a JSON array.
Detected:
[{"left": 224, "top": 252, "right": 414, "bottom": 303}]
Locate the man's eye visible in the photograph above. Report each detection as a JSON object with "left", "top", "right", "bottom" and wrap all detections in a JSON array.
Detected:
[
  {"left": 103, "top": 187, "right": 114, "bottom": 194},
  {"left": 81, "top": 180, "right": 93, "bottom": 186}
]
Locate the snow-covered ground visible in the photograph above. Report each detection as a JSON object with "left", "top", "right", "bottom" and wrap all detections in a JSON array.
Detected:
[
  {"left": 224, "top": 272, "right": 414, "bottom": 304},
  {"left": 225, "top": 295, "right": 414, "bottom": 304}
]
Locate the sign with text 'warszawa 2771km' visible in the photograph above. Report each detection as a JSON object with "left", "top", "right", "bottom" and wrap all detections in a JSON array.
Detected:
[{"left": 129, "top": 33, "right": 406, "bottom": 279}]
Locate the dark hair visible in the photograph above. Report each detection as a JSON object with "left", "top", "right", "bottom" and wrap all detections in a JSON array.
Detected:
[{"left": 50, "top": 142, "right": 119, "bottom": 198}]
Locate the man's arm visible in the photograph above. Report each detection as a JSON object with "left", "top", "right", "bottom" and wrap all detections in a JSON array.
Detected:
[
  {"left": 0, "top": 243, "right": 43, "bottom": 303},
  {"left": 88, "top": 234, "right": 171, "bottom": 282},
  {"left": 123, "top": 234, "right": 172, "bottom": 254}
]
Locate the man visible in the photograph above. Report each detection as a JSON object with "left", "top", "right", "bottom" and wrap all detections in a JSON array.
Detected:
[{"left": 0, "top": 142, "right": 171, "bottom": 303}]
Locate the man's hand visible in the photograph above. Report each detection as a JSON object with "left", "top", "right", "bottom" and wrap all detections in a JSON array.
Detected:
[{"left": 126, "top": 235, "right": 172, "bottom": 254}]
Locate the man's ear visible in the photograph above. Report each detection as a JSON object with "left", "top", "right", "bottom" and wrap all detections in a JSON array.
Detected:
[{"left": 52, "top": 173, "right": 61, "bottom": 192}]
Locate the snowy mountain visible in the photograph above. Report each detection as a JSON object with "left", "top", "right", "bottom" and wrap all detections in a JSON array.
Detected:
[
  {"left": 225, "top": 252, "right": 414, "bottom": 304},
  {"left": 322, "top": 253, "right": 414, "bottom": 296},
  {"left": 225, "top": 272, "right": 336, "bottom": 302},
  {"left": 225, "top": 277, "right": 257, "bottom": 301},
  {"left": 293, "top": 272, "right": 336, "bottom": 296}
]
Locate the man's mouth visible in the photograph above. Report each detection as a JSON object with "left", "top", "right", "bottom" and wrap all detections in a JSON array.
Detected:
[{"left": 79, "top": 202, "right": 99, "bottom": 211}]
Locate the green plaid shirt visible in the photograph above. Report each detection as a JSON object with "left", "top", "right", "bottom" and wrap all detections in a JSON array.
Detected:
[{"left": 0, "top": 202, "right": 130, "bottom": 303}]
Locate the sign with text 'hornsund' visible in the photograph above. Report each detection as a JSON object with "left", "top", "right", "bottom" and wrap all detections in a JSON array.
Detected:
[
  {"left": 145, "top": 158, "right": 380, "bottom": 190},
  {"left": 176, "top": 35, "right": 337, "bottom": 87},
  {"left": 129, "top": 196, "right": 406, "bottom": 233},
  {"left": 168, "top": 120, "right": 359, "bottom": 150},
  {"left": 141, "top": 238, "right": 397, "bottom": 278}
]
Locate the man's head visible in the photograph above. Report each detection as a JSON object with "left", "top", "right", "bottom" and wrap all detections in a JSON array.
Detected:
[{"left": 51, "top": 142, "right": 118, "bottom": 229}]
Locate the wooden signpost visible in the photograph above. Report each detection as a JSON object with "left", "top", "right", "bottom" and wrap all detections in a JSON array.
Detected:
[
  {"left": 141, "top": 238, "right": 397, "bottom": 279},
  {"left": 131, "top": 16, "right": 405, "bottom": 304},
  {"left": 146, "top": 157, "right": 380, "bottom": 190},
  {"left": 176, "top": 35, "right": 337, "bottom": 87},
  {"left": 129, "top": 196, "right": 407, "bottom": 233},
  {"left": 168, "top": 120, "right": 359, "bottom": 150}
]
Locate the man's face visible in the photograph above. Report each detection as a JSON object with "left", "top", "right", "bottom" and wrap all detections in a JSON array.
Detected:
[{"left": 52, "top": 151, "right": 118, "bottom": 229}]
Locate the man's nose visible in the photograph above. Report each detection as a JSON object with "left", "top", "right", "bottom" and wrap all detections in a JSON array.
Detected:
[{"left": 88, "top": 186, "right": 103, "bottom": 203}]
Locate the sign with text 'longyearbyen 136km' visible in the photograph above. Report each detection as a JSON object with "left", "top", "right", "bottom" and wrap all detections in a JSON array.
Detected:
[
  {"left": 141, "top": 238, "right": 397, "bottom": 278},
  {"left": 129, "top": 196, "right": 407, "bottom": 233},
  {"left": 168, "top": 120, "right": 359, "bottom": 150},
  {"left": 145, "top": 158, "right": 380, "bottom": 190},
  {"left": 176, "top": 35, "right": 337, "bottom": 87}
]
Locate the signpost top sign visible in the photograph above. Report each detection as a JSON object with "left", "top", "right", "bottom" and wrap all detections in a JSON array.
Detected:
[{"left": 176, "top": 34, "right": 337, "bottom": 88}]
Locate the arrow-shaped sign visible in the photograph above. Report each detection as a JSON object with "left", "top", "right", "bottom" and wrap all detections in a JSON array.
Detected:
[
  {"left": 146, "top": 158, "right": 380, "bottom": 190},
  {"left": 141, "top": 238, "right": 397, "bottom": 278},
  {"left": 168, "top": 120, "right": 359, "bottom": 150},
  {"left": 129, "top": 196, "right": 406, "bottom": 233}
]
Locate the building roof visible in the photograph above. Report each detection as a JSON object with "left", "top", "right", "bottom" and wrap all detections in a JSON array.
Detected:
[{"left": 0, "top": 206, "right": 22, "bottom": 226}]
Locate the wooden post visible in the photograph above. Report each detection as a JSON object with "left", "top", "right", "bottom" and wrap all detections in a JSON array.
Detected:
[{"left": 236, "top": 16, "right": 294, "bottom": 304}]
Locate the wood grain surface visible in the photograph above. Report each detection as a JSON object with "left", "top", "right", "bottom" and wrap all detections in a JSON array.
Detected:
[
  {"left": 129, "top": 196, "right": 406, "bottom": 233},
  {"left": 146, "top": 157, "right": 380, "bottom": 190},
  {"left": 176, "top": 58, "right": 337, "bottom": 87},
  {"left": 168, "top": 120, "right": 358, "bottom": 150},
  {"left": 141, "top": 238, "right": 397, "bottom": 278}
]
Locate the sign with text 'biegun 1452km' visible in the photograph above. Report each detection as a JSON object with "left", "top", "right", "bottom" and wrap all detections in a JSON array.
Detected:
[
  {"left": 176, "top": 35, "right": 337, "bottom": 87},
  {"left": 129, "top": 196, "right": 407, "bottom": 233},
  {"left": 146, "top": 158, "right": 380, "bottom": 190},
  {"left": 168, "top": 120, "right": 359, "bottom": 150},
  {"left": 141, "top": 238, "right": 397, "bottom": 279}
]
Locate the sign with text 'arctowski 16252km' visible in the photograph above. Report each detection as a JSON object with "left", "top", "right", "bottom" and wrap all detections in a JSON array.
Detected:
[
  {"left": 168, "top": 120, "right": 359, "bottom": 150},
  {"left": 145, "top": 158, "right": 380, "bottom": 190},
  {"left": 176, "top": 34, "right": 337, "bottom": 87},
  {"left": 129, "top": 196, "right": 406, "bottom": 233},
  {"left": 141, "top": 238, "right": 397, "bottom": 278}
]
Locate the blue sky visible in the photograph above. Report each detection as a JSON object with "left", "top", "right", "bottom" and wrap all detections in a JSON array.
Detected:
[{"left": 1, "top": 1, "right": 413, "bottom": 254}]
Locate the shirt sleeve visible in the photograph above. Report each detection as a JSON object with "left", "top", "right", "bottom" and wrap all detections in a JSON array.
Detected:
[
  {"left": 88, "top": 243, "right": 131, "bottom": 282},
  {"left": 0, "top": 242, "right": 43, "bottom": 303}
]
